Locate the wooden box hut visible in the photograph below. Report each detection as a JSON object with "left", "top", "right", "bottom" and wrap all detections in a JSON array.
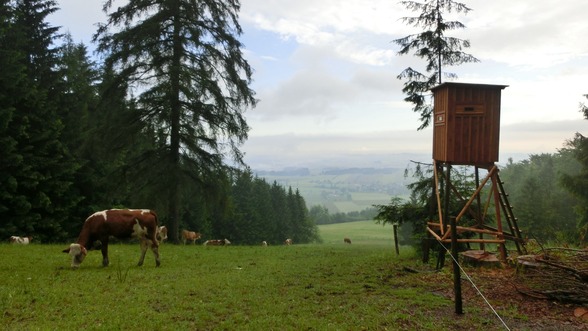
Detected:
[{"left": 432, "top": 82, "right": 508, "bottom": 165}]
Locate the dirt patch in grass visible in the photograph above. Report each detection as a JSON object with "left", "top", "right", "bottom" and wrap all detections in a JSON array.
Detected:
[{"left": 420, "top": 267, "right": 587, "bottom": 330}]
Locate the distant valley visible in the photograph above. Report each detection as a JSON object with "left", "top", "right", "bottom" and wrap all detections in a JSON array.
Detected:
[
  {"left": 251, "top": 152, "right": 530, "bottom": 213},
  {"left": 256, "top": 166, "right": 411, "bottom": 213}
]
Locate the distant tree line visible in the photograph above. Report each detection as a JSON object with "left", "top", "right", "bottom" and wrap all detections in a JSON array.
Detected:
[
  {"left": 310, "top": 205, "right": 378, "bottom": 225},
  {"left": 0, "top": 0, "right": 319, "bottom": 244}
]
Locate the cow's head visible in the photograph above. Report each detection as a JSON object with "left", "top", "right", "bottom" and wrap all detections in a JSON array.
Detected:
[
  {"left": 62, "top": 244, "right": 88, "bottom": 269},
  {"left": 157, "top": 226, "right": 168, "bottom": 242}
]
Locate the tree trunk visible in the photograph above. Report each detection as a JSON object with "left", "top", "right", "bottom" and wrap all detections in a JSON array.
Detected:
[{"left": 168, "top": 4, "right": 183, "bottom": 244}]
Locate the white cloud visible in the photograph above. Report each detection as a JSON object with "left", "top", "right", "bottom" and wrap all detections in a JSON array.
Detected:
[
  {"left": 500, "top": 120, "right": 588, "bottom": 154},
  {"left": 243, "top": 0, "right": 588, "bottom": 69},
  {"left": 252, "top": 64, "right": 359, "bottom": 121},
  {"left": 241, "top": 0, "right": 404, "bottom": 66},
  {"left": 464, "top": 0, "right": 588, "bottom": 68}
]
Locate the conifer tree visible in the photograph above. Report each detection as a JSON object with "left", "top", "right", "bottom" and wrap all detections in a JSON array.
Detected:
[
  {"left": 394, "top": 0, "right": 478, "bottom": 129},
  {"left": 94, "top": 0, "right": 257, "bottom": 242},
  {"left": 271, "top": 181, "right": 290, "bottom": 243}
]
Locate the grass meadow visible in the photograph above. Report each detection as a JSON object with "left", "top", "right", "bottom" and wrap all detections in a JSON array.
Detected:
[{"left": 1, "top": 221, "right": 538, "bottom": 330}]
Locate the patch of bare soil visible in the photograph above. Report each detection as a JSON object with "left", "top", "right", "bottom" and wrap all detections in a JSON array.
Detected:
[{"left": 425, "top": 267, "right": 587, "bottom": 330}]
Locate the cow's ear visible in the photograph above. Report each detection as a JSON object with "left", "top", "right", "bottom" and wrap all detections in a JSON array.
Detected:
[{"left": 62, "top": 247, "right": 70, "bottom": 253}]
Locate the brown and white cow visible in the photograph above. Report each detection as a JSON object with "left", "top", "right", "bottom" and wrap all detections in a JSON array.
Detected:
[
  {"left": 181, "top": 230, "right": 201, "bottom": 244},
  {"left": 62, "top": 209, "right": 160, "bottom": 269},
  {"left": 10, "top": 236, "right": 32, "bottom": 244},
  {"left": 284, "top": 238, "right": 293, "bottom": 245},
  {"left": 344, "top": 237, "right": 352, "bottom": 244},
  {"left": 157, "top": 226, "right": 168, "bottom": 243},
  {"left": 203, "top": 238, "right": 231, "bottom": 246}
]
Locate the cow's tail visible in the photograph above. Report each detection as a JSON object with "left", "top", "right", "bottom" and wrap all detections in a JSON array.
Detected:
[{"left": 148, "top": 210, "right": 161, "bottom": 248}]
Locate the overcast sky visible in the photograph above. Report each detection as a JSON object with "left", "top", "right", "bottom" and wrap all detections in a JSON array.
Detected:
[{"left": 49, "top": 0, "right": 588, "bottom": 169}]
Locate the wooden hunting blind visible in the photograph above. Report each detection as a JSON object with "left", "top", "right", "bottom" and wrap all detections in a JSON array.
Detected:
[
  {"left": 432, "top": 82, "right": 508, "bottom": 165},
  {"left": 426, "top": 82, "right": 526, "bottom": 265}
]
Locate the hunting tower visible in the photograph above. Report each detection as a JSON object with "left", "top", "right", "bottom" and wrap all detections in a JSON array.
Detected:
[
  {"left": 426, "top": 82, "right": 526, "bottom": 263},
  {"left": 432, "top": 82, "right": 507, "bottom": 165}
]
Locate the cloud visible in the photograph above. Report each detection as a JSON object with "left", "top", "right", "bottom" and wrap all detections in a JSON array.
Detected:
[
  {"left": 500, "top": 120, "right": 588, "bottom": 153},
  {"left": 463, "top": 0, "right": 588, "bottom": 67},
  {"left": 241, "top": 0, "right": 404, "bottom": 66},
  {"left": 252, "top": 63, "right": 359, "bottom": 120},
  {"left": 243, "top": 0, "right": 588, "bottom": 69}
]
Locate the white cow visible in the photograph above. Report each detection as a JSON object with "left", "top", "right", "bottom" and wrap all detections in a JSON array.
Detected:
[{"left": 10, "top": 236, "right": 32, "bottom": 244}]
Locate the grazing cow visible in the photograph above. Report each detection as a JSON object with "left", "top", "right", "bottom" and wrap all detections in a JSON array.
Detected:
[
  {"left": 62, "top": 209, "right": 160, "bottom": 269},
  {"left": 344, "top": 237, "right": 352, "bottom": 244},
  {"left": 203, "top": 238, "right": 231, "bottom": 246},
  {"left": 182, "top": 230, "right": 201, "bottom": 244},
  {"left": 262, "top": 241, "right": 268, "bottom": 246},
  {"left": 284, "top": 238, "right": 293, "bottom": 245},
  {"left": 157, "top": 226, "right": 168, "bottom": 243},
  {"left": 10, "top": 236, "right": 32, "bottom": 244}
]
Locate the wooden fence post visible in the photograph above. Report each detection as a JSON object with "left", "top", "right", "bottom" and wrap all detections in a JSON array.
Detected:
[
  {"left": 451, "top": 216, "right": 463, "bottom": 314},
  {"left": 393, "top": 224, "right": 400, "bottom": 255}
]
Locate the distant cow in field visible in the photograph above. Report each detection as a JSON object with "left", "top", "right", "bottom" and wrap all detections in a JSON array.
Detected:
[
  {"left": 203, "top": 238, "right": 231, "bottom": 246},
  {"left": 10, "top": 236, "right": 32, "bottom": 244},
  {"left": 284, "top": 238, "right": 293, "bottom": 245},
  {"left": 344, "top": 237, "right": 352, "bottom": 244},
  {"left": 157, "top": 226, "right": 168, "bottom": 243},
  {"left": 62, "top": 209, "right": 160, "bottom": 269},
  {"left": 182, "top": 230, "right": 201, "bottom": 244},
  {"left": 262, "top": 241, "right": 268, "bottom": 246}
]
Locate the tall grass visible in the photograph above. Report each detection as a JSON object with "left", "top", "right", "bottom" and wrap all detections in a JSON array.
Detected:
[{"left": 0, "top": 222, "right": 533, "bottom": 330}]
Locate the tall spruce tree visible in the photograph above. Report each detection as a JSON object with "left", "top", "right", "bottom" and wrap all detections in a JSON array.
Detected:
[
  {"left": 394, "top": 0, "right": 478, "bottom": 129},
  {"left": 94, "top": 0, "right": 257, "bottom": 243},
  {"left": 291, "top": 188, "right": 319, "bottom": 243},
  {"left": 271, "top": 181, "right": 290, "bottom": 242}
]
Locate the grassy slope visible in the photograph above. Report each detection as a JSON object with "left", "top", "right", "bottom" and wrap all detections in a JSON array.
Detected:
[
  {"left": 318, "top": 219, "right": 394, "bottom": 246},
  {"left": 1, "top": 222, "right": 563, "bottom": 330}
]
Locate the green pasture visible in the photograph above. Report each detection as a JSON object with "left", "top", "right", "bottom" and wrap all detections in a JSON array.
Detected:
[
  {"left": 318, "top": 220, "right": 395, "bottom": 246},
  {"left": 1, "top": 223, "right": 540, "bottom": 330}
]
